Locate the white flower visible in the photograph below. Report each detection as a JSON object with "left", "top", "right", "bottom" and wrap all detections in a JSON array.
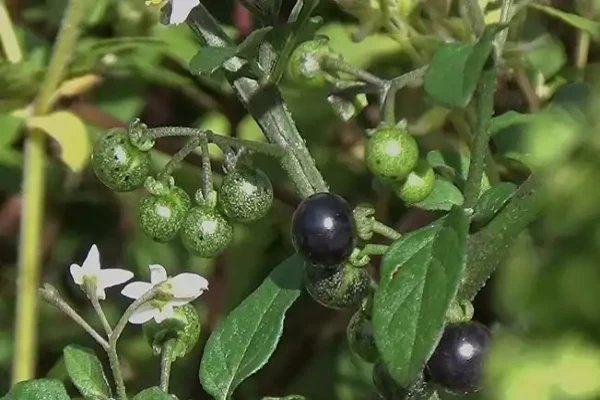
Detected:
[
  {"left": 146, "top": 0, "right": 200, "bottom": 25},
  {"left": 70, "top": 245, "right": 134, "bottom": 300},
  {"left": 121, "top": 264, "right": 208, "bottom": 324}
]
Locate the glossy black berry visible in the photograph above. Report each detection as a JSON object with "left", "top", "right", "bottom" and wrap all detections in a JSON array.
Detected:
[
  {"left": 427, "top": 321, "right": 491, "bottom": 393},
  {"left": 347, "top": 310, "right": 378, "bottom": 363},
  {"left": 181, "top": 206, "right": 233, "bottom": 258},
  {"left": 292, "top": 192, "right": 356, "bottom": 266},
  {"left": 303, "top": 262, "right": 369, "bottom": 309},
  {"left": 219, "top": 167, "right": 273, "bottom": 223},
  {"left": 139, "top": 186, "right": 191, "bottom": 242},
  {"left": 91, "top": 128, "right": 151, "bottom": 192}
]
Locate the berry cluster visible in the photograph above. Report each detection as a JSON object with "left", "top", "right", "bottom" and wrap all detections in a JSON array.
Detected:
[
  {"left": 365, "top": 124, "right": 435, "bottom": 204},
  {"left": 291, "top": 192, "right": 369, "bottom": 309},
  {"left": 91, "top": 126, "right": 274, "bottom": 258}
]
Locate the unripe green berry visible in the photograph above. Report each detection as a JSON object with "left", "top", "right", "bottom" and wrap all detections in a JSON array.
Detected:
[
  {"left": 139, "top": 186, "right": 191, "bottom": 242},
  {"left": 287, "top": 40, "right": 337, "bottom": 88},
  {"left": 304, "top": 262, "right": 370, "bottom": 310},
  {"left": 365, "top": 126, "right": 419, "bottom": 180},
  {"left": 91, "top": 128, "right": 151, "bottom": 191},
  {"left": 219, "top": 167, "right": 273, "bottom": 223},
  {"left": 181, "top": 206, "right": 233, "bottom": 258},
  {"left": 142, "top": 304, "right": 200, "bottom": 360},
  {"left": 347, "top": 310, "right": 378, "bottom": 363},
  {"left": 394, "top": 159, "right": 435, "bottom": 204}
]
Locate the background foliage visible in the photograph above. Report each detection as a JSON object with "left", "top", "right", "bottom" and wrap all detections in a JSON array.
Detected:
[{"left": 1, "top": 0, "right": 600, "bottom": 398}]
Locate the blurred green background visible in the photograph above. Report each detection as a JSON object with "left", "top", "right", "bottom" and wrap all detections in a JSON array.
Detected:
[{"left": 2, "top": 0, "right": 600, "bottom": 399}]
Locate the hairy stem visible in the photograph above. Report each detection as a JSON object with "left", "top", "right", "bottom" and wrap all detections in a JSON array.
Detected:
[
  {"left": 321, "top": 56, "right": 387, "bottom": 88},
  {"left": 87, "top": 285, "right": 113, "bottom": 336},
  {"left": 146, "top": 127, "right": 285, "bottom": 159},
  {"left": 382, "top": 66, "right": 428, "bottom": 125},
  {"left": 187, "top": 4, "right": 327, "bottom": 198},
  {"left": 372, "top": 221, "right": 402, "bottom": 241},
  {"left": 459, "top": 176, "right": 543, "bottom": 300},
  {"left": 13, "top": 0, "right": 85, "bottom": 383},
  {"left": 463, "top": 69, "right": 497, "bottom": 209},
  {"left": 160, "top": 339, "right": 176, "bottom": 392},
  {"left": 39, "top": 285, "right": 109, "bottom": 351},
  {"left": 107, "top": 285, "right": 163, "bottom": 400},
  {"left": 462, "top": 0, "right": 486, "bottom": 37},
  {"left": 359, "top": 244, "right": 389, "bottom": 257},
  {"left": 159, "top": 136, "right": 200, "bottom": 181},
  {"left": 199, "top": 134, "right": 213, "bottom": 200}
]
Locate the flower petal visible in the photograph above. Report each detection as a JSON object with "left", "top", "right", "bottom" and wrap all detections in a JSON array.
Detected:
[
  {"left": 170, "top": 273, "right": 209, "bottom": 299},
  {"left": 82, "top": 244, "right": 101, "bottom": 273},
  {"left": 167, "top": 298, "right": 193, "bottom": 308},
  {"left": 128, "top": 303, "right": 158, "bottom": 324},
  {"left": 121, "top": 281, "right": 153, "bottom": 299},
  {"left": 95, "top": 287, "right": 107, "bottom": 301},
  {"left": 70, "top": 264, "right": 84, "bottom": 286},
  {"left": 154, "top": 303, "right": 174, "bottom": 323},
  {"left": 149, "top": 264, "right": 168, "bottom": 285},
  {"left": 168, "top": 0, "right": 200, "bottom": 24},
  {"left": 98, "top": 268, "right": 134, "bottom": 290}
]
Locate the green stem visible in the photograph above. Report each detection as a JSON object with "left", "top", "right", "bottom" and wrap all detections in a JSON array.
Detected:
[
  {"left": 39, "top": 285, "right": 109, "bottom": 351},
  {"left": 13, "top": 0, "right": 85, "bottom": 384},
  {"left": 159, "top": 136, "right": 200, "bottom": 181},
  {"left": 462, "top": 0, "right": 486, "bottom": 38},
  {"left": 321, "top": 56, "right": 387, "bottom": 88},
  {"left": 459, "top": 175, "right": 542, "bottom": 300},
  {"left": 382, "top": 66, "right": 428, "bottom": 125},
  {"left": 495, "top": 0, "right": 515, "bottom": 57},
  {"left": 187, "top": 4, "right": 328, "bottom": 198},
  {"left": 0, "top": 0, "right": 23, "bottom": 63},
  {"left": 146, "top": 127, "right": 285, "bottom": 159},
  {"left": 159, "top": 339, "right": 176, "bottom": 392},
  {"left": 372, "top": 221, "right": 402, "bottom": 241},
  {"left": 87, "top": 283, "right": 113, "bottom": 336},
  {"left": 359, "top": 244, "right": 389, "bottom": 257},
  {"left": 575, "top": 31, "right": 590, "bottom": 78},
  {"left": 107, "top": 285, "right": 163, "bottom": 400},
  {"left": 199, "top": 134, "right": 213, "bottom": 200},
  {"left": 463, "top": 69, "right": 497, "bottom": 209}
]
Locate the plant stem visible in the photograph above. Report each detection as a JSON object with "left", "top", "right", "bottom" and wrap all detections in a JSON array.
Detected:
[
  {"left": 372, "top": 221, "right": 402, "bottom": 241},
  {"left": 575, "top": 31, "right": 590, "bottom": 78},
  {"left": 187, "top": 4, "right": 327, "bottom": 198},
  {"left": 463, "top": 69, "right": 497, "bottom": 209},
  {"left": 358, "top": 244, "right": 389, "bottom": 257},
  {"left": 199, "top": 134, "right": 212, "bottom": 200},
  {"left": 39, "top": 285, "right": 109, "bottom": 351},
  {"left": 382, "top": 66, "right": 428, "bottom": 125},
  {"left": 87, "top": 284, "right": 113, "bottom": 336},
  {"left": 159, "top": 136, "right": 200, "bottom": 181},
  {"left": 107, "top": 285, "right": 163, "bottom": 400},
  {"left": 159, "top": 339, "right": 176, "bottom": 392},
  {"left": 459, "top": 175, "right": 542, "bottom": 300},
  {"left": 13, "top": 0, "right": 85, "bottom": 384},
  {"left": 0, "top": 0, "right": 23, "bottom": 63},
  {"left": 494, "top": 0, "right": 515, "bottom": 58},
  {"left": 321, "top": 56, "right": 387, "bottom": 88},
  {"left": 146, "top": 127, "right": 285, "bottom": 159}
]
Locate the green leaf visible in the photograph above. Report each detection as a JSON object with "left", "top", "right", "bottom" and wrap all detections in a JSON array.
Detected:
[
  {"left": 426, "top": 150, "right": 490, "bottom": 193},
  {"left": 1, "top": 379, "right": 70, "bottom": 400},
  {"left": 424, "top": 26, "right": 501, "bottom": 107},
  {"left": 530, "top": 4, "right": 600, "bottom": 40},
  {"left": 413, "top": 178, "right": 464, "bottom": 211},
  {"left": 189, "top": 46, "right": 238, "bottom": 75},
  {"left": 200, "top": 255, "right": 304, "bottom": 400},
  {"left": 237, "top": 27, "right": 274, "bottom": 56},
  {"left": 0, "top": 113, "right": 22, "bottom": 148},
  {"left": 490, "top": 111, "right": 535, "bottom": 137},
  {"left": 473, "top": 182, "right": 518, "bottom": 225},
  {"left": 263, "top": 396, "right": 306, "bottom": 400},
  {"left": 132, "top": 387, "right": 175, "bottom": 400},
  {"left": 373, "top": 207, "right": 469, "bottom": 387},
  {"left": 64, "top": 345, "right": 111, "bottom": 400}
]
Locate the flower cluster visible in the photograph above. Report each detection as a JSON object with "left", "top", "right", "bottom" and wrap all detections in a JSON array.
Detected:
[{"left": 69, "top": 244, "right": 208, "bottom": 324}]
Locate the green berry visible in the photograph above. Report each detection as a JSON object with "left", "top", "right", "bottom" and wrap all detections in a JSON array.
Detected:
[
  {"left": 365, "top": 126, "right": 419, "bottom": 180},
  {"left": 304, "top": 262, "right": 370, "bottom": 310},
  {"left": 347, "top": 310, "right": 378, "bottom": 363},
  {"left": 91, "top": 128, "right": 151, "bottom": 192},
  {"left": 287, "top": 40, "right": 337, "bottom": 87},
  {"left": 142, "top": 304, "right": 200, "bottom": 360},
  {"left": 139, "top": 186, "right": 191, "bottom": 242},
  {"left": 394, "top": 159, "right": 435, "bottom": 204},
  {"left": 181, "top": 206, "right": 233, "bottom": 258},
  {"left": 219, "top": 167, "right": 273, "bottom": 222}
]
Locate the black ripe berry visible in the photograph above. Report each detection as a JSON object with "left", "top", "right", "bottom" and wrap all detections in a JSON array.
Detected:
[
  {"left": 426, "top": 321, "right": 491, "bottom": 394},
  {"left": 291, "top": 192, "right": 355, "bottom": 266}
]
